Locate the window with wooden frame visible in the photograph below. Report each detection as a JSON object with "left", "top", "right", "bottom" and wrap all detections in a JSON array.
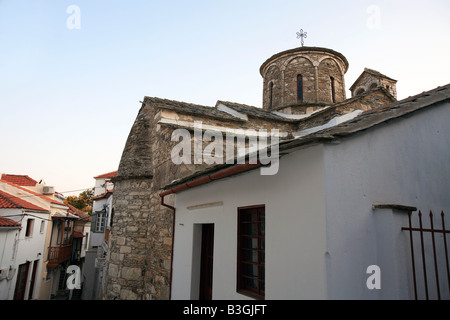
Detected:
[
  {"left": 237, "top": 205, "right": 265, "bottom": 299},
  {"left": 25, "top": 218, "right": 34, "bottom": 237}
]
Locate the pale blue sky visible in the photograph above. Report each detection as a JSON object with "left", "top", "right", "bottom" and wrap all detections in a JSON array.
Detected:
[{"left": 1, "top": 0, "right": 449, "bottom": 195}]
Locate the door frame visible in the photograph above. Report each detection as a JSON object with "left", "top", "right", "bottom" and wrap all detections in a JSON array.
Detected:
[{"left": 199, "top": 223, "right": 214, "bottom": 300}]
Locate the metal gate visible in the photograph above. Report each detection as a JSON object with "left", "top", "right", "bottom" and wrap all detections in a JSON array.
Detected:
[{"left": 402, "top": 210, "right": 450, "bottom": 300}]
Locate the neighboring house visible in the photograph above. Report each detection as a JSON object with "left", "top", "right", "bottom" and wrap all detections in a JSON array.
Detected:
[
  {"left": 0, "top": 190, "right": 49, "bottom": 300},
  {"left": 0, "top": 215, "right": 21, "bottom": 299},
  {"left": 164, "top": 84, "right": 450, "bottom": 300},
  {"left": 82, "top": 170, "right": 116, "bottom": 300},
  {"left": 67, "top": 204, "right": 90, "bottom": 264},
  {"left": 0, "top": 174, "right": 89, "bottom": 300}
]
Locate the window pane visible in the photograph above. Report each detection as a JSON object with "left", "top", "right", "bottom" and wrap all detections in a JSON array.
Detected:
[
  {"left": 238, "top": 206, "right": 265, "bottom": 299},
  {"left": 246, "top": 277, "right": 258, "bottom": 290}
]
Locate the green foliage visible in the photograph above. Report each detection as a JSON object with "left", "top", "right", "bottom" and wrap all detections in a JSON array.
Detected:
[{"left": 65, "top": 187, "right": 94, "bottom": 214}]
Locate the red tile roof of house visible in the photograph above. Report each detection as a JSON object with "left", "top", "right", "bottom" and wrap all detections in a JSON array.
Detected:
[
  {"left": 73, "top": 231, "right": 85, "bottom": 238},
  {"left": 0, "top": 215, "right": 21, "bottom": 227},
  {"left": 92, "top": 190, "right": 113, "bottom": 200},
  {"left": 94, "top": 171, "right": 117, "bottom": 179},
  {"left": 0, "top": 180, "right": 64, "bottom": 206},
  {"left": 66, "top": 203, "right": 91, "bottom": 221},
  {"left": 0, "top": 190, "right": 49, "bottom": 212},
  {"left": 1, "top": 174, "right": 38, "bottom": 187}
]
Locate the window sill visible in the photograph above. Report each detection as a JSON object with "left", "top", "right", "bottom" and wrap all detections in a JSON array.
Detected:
[{"left": 237, "top": 289, "right": 265, "bottom": 300}]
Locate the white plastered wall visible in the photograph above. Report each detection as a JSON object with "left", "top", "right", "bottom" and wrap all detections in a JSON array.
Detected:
[{"left": 171, "top": 145, "right": 327, "bottom": 300}]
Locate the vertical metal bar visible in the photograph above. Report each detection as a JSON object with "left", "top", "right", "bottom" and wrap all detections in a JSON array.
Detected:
[
  {"left": 419, "top": 211, "right": 429, "bottom": 300},
  {"left": 441, "top": 211, "right": 450, "bottom": 293},
  {"left": 429, "top": 211, "right": 441, "bottom": 300},
  {"left": 408, "top": 210, "right": 418, "bottom": 300}
]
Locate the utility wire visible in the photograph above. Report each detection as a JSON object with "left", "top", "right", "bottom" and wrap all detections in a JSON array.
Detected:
[{"left": 0, "top": 187, "right": 94, "bottom": 201}]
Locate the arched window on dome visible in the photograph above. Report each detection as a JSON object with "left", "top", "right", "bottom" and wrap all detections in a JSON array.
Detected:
[
  {"left": 269, "top": 82, "right": 274, "bottom": 109},
  {"left": 330, "top": 76, "right": 336, "bottom": 103},
  {"left": 297, "top": 74, "right": 303, "bottom": 101}
]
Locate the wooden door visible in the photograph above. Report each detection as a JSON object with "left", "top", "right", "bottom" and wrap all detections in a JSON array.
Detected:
[
  {"left": 199, "top": 224, "right": 214, "bottom": 300},
  {"left": 27, "top": 260, "right": 39, "bottom": 300},
  {"left": 14, "top": 262, "right": 30, "bottom": 300}
]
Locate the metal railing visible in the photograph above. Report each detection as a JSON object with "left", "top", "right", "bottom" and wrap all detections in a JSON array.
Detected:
[{"left": 402, "top": 210, "right": 450, "bottom": 300}]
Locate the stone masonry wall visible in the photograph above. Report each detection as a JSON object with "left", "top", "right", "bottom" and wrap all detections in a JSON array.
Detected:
[
  {"left": 295, "top": 88, "right": 396, "bottom": 132},
  {"left": 107, "top": 98, "right": 287, "bottom": 299},
  {"left": 106, "top": 177, "right": 157, "bottom": 300},
  {"left": 105, "top": 100, "right": 176, "bottom": 300},
  {"left": 261, "top": 47, "right": 348, "bottom": 111}
]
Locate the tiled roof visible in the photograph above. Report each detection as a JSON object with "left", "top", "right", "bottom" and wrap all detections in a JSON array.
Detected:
[
  {"left": 92, "top": 190, "right": 113, "bottom": 200},
  {"left": 0, "top": 215, "right": 21, "bottom": 227},
  {"left": 349, "top": 68, "right": 397, "bottom": 91},
  {"left": 163, "top": 83, "right": 450, "bottom": 192},
  {"left": 0, "top": 180, "right": 64, "bottom": 206},
  {"left": 144, "top": 97, "right": 244, "bottom": 122},
  {"left": 66, "top": 203, "right": 91, "bottom": 221},
  {"left": 363, "top": 68, "right": 397, "bottom": 82},
  {"left": 94, "top": 171, "right": 118, "bottom": 179},
  {"left": 216, "top": 100, "right": 294, "bottom": 122},
  {"left": 73, "top": 231, "right": 85, "bottom": 238},
  {"left": 1, "top": 174, "right": 38, "bottom": 186},
  {"left": 0, "top": 190, "right": 48, "bottom": 212}
]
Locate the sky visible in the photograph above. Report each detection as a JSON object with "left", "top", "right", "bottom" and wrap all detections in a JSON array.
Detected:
[{"left": 0, "top": 0, "right": 449, "bottom": 196}]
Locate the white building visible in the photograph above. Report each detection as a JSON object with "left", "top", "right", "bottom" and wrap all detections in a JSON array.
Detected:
[
  {"left": 82, "top": 171, "right": 116, "bottom": 300},
  {"left": 0, "top": 174, "right": 89, "bottom": 300},
  {"left": 0, "top": 189, "right": 49, "bottom": 300},
  {"left": 163, "top": 84, "right": 450, "bottom": 300},
  {"left": 0, "top": 216, "right": 21, "bottom": 299}
]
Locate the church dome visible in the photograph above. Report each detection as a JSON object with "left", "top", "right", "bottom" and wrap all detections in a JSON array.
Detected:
[{"left": 260, "top": 46, "right": 349, "bottom": 114}]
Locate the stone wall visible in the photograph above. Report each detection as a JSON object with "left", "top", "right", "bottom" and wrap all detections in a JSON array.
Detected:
[
  {"left": 261, "top": 47, "right": 348, "bottom": 111},
  {"left": 350, "top": 69, "right": 397, "bottom": 99},
  {"left": 105, "top": 100, "right": 175, "bottom": 300},
  {"left": 106, "top": 177, "right": 157, "bottom": 299},
  {"left": 296, "top": 88, "right": 396, "bottom": 132},
  {"left": 284, "top": 57, "right": 315, "bottom": 105},
  {"left": 106, "top": 97, "right": 293, "bottom": 299}
]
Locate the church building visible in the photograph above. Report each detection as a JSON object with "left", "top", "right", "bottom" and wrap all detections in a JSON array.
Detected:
[{"left": 105, "top": 45, "right": 450, "bottom": 300}]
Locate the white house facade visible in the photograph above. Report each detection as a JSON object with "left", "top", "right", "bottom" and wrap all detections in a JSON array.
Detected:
[
  {"left": 0, "top": 190, "right": 50, "bottom": 300},
  {"left": 82, "top": 171, "right": 116, "bottom": 300},
  {"left": 0, "top": 214, "right": 21, "bottom": 299},
  {"left": 167, "top": 84, "right": 450, "bottom": 300}
]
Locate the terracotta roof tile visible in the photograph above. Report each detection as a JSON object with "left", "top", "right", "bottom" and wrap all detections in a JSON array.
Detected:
[
  {"left": 0, "top": 190, "right": 48, "bottom": 212},
  {"left": 0, "top": 180, "right": 64, "bottom": 206},
  {"left": 92, "top": 190, "right": 113, "bottom": 200},
  {"left": 94, "top": 171, "right": 118, "bottom": 179},
  {"left": 66, "top": 203, "right": 91, "bottom": 221},
  {"left": 1, "top": 174, "right": 38, "bottom": 186},
  {"left": 0, "top": 215, "right": 21, "bottom": 227}
]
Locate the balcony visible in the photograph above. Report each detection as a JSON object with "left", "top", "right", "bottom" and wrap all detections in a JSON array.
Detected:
[{"left": 47, "top": 244, "right": 72, "bottom": 267}]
